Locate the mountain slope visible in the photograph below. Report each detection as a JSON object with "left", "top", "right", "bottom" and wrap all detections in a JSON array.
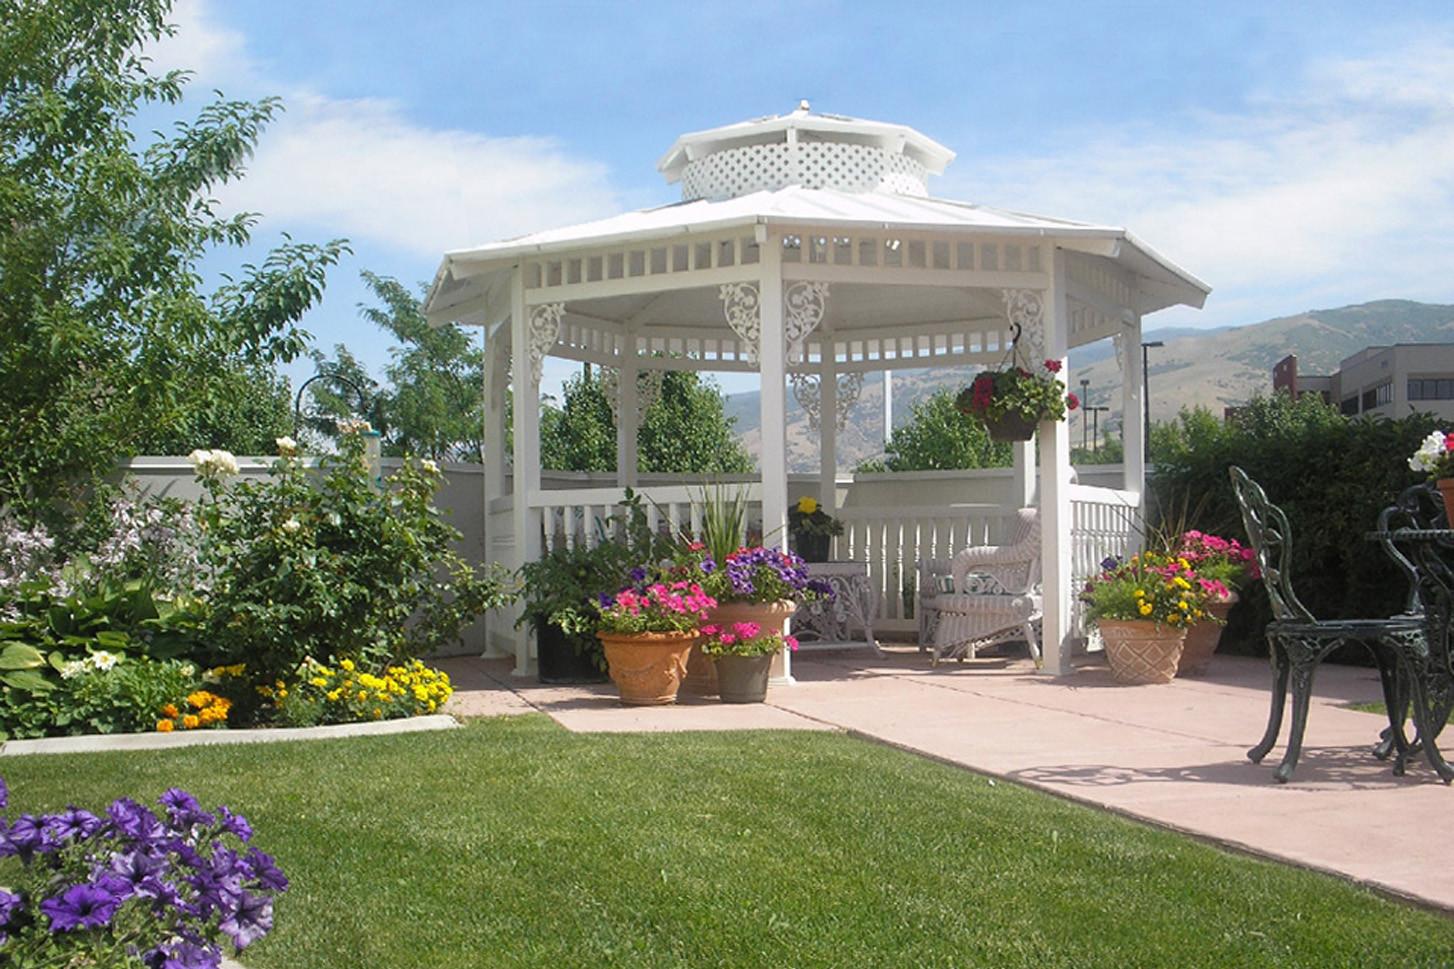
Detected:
[{"left": 724, "top": 299, "right": 1454, "bottom": 471}]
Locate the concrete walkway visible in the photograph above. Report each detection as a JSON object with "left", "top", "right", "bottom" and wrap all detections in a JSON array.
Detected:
[{"left": 440, "top": 649, "right": 1454, "bottom": 912}]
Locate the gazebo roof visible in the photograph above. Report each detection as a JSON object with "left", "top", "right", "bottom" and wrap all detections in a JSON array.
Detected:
[{"left": 429, "top": 186, "right": 1207, "bottom": 321}]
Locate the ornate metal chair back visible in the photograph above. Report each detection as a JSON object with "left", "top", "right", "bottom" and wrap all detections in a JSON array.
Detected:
[
  {"left": 1378, "top": 482, "right": 1449, "bottom": 617},
  {"left": 1229, "top": 467, "right": 1315, "bottom": 624}
]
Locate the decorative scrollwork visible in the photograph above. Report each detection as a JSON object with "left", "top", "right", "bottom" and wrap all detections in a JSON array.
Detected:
[
  {"left": 788, "top": 371, "right": 867, "bottom": 432},
  {"left": 1001, "top": 288, "right": 1045, "bottom": 364},
  {"left": 719, "top": 283, "right": 761, "bottom": 363},
  {"left": 600, "top": 366, "right": 664, "bottom": 424},
  {"left": 784, "top": 282, "right": 829, "bottom": 364},
  {"left": 1113, "top": 332, "right": 1126, "bottom": 373},
  {"left": 528, "top": 303, "right": 565, "bottom": 384}
]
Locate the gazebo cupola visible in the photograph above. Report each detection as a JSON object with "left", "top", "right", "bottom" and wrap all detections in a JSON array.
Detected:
[{"left": 658, "top": 101, "right": 955, "bottom": 201}]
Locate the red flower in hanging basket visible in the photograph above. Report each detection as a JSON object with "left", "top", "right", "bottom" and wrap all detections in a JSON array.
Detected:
[
  {"left": 955, "top": 360, "right": 1072, "bottom": 425},
  {"left": 1067, "top": 393, "right": 1080, "bottom": 411},
  {"left": 1043, "top": 358, "right": 1063, "bottom": 373}
]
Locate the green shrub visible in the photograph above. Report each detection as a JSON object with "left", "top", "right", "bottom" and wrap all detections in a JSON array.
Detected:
[
  {"left": 1150, "top": 393, "right": 1437, "bottom": 656},
  {"left": 194, "top": 431, "right": 512, "bottom": 705},
  {"left": 0, "top": 655, "right": 201, "bottom": 740}
]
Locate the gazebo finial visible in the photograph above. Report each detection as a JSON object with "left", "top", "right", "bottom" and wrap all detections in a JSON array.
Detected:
[{"left": 795, "top": 99, "right": 811, "bottom": 113}]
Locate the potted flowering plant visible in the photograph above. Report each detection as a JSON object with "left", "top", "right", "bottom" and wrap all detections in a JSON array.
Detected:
[
  {"left": 698, "top": 622, "right": 798, "bottom": 703},
  {"left": 0, "top": 776, "right": 288, "bottom": 966},
  {"left": 955, "top": 359, "right": 1079, "bottom": 441},
  {"left": 788, "top": 496, "right": 842, "bottom": 563},
  {"left": 1171, "top": 530, "right": 1259, "bottom": 675},
  {"left": 1409, "top": 429, "right": 1454, "bottom": 522},
  {"left": 593, "top": 578, "right": 716, "bottom": 705},
  {"left": 1081, "top": 550, "right": 1216, "bottom": 684}
]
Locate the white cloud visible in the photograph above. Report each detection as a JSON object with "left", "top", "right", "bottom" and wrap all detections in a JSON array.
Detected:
[
  {"left": 944, "top": 34, "right": 1454, "bottom": 322},
  {"left": 145, "top": 0, "right": 621, "bottom": 258}
]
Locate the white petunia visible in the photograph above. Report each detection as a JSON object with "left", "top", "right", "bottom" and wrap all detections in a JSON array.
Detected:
[
  {"left": 1409, "top": 430, "right": 1447, "bottom": 472},
  {"left": 90, "top": 650, "right": 120, "bottom": 671}
]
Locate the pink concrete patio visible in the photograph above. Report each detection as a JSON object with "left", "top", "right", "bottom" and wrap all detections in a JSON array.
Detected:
[{"left": 439, "top": 648, "right": 1454, "bottom": 913}]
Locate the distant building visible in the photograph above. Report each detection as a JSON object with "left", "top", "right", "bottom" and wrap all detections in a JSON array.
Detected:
[{"left": 1272, "top": 345, "right": 1454, "bottom": 421}]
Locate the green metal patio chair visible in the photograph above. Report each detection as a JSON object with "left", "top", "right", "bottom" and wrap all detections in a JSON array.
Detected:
[{"left": 1229, "top": 466, "right": 1449, "bottom": 783}]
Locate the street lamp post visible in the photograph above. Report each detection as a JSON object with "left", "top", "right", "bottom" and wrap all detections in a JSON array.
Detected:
[
  {"left": 1087, "top": 405, "right": 1109, "bottom": 452},
  {"left": 1141, "top": 341, "right": 1164, "bottom": 462},
  {"left": 1079, "top": 378, "right": 1090, "bottom": 452}
]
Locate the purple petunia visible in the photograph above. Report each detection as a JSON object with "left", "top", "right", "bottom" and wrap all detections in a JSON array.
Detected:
[
  {"left": 108, "top": 798, "right": 165, "bottom": 843},
  {"left": 0, "top": 888, "right": 22, "bottom": 925},
  {"left": 41, "top": 882, "right": 122, "bottom": 932},
  {"left": 243, "top": 848, "right": 289, "bottom": 893},
  {"left": 219, "top": 890, "right": 273, "bottom": 949},
  {"left": 147, "top": 939, "right": 222, "bottom": 969},
  {"left": 44, "top": 807, "right": 103, "bottom": 843},
  {"left": 1, "top": 814, "right": 52, "bottom": 859},
  {"left": 217, "top": 807, "right": 252, "bottom": 843},
  {"left": 160, "top": 789, "right": 214, "bottom": 829},
  {"left": 0, "top": 776, "right": 7, "bottom": 809}
]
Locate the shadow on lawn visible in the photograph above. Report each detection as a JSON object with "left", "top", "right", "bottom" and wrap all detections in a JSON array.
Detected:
[{"left": 1008, "top": 745, "right": 1443, "bottom": 791}]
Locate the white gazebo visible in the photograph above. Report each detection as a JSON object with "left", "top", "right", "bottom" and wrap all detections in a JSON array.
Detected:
[{"left": 424, "top": 104, "right": 1209, "bottom": 678}]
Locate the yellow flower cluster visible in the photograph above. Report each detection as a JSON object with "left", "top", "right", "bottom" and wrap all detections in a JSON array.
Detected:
[
  {"left": 156, "top": 690, "right": 231, "bottom": 732},
  {"left": 284, "top": 658, "right": 452, "bottom": 724}
]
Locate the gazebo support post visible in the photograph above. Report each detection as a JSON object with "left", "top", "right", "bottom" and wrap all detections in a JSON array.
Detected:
[
  {"left": 819, "top": 353, "right": 838, "bottom": 532},
  {"left": 1121, "top": 313, "right": 1146, "bottom": 533},
  {"left": 509, "top": 270, "right": 541, "bottom": 677},
  {"left": 616, "top": 348, "right": 639, "bottom": 488},
  {"left": 1038, "top": 250, "right": 1074, "bottom": 675},
  {"left": 1010, "top": 440, "right": 1034, "bottom": 508},
  {"left": 481, "top": 324, "right": 510, "bottom": 657},
  {"left": 759, "top": 235, "right": 794, "bottom": 685}
]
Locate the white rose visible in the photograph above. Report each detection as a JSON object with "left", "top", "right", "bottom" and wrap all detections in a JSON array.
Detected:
[
  {"left": 421, "top": 459, "right": 439, "bottom": 474},
  {"left": 281, "top": 517, "right": 302, "bottom": 534},
  {"left": 276, "top": 436, "right": 298, "bottom": 456},
  {"left": 188, "top": 448, "right": 212, "bottom": 470}
]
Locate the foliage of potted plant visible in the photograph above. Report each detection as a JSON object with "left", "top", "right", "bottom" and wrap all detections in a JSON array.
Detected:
[
  {"left": 788, "top": 496, "right": 843, "bottom": 563},
  {"left": 593, "top": 579, "right": 716, "bottom": 705},
  {"left": 1081, "top": 550, "right": 1215, "bottom": 684},
  {"left": 955, "top": 359, "right": 1079, "bottom": 441},
  {"left": 699, "top": 622, "right": 799, "bottom": 703},
  {"left": 1170, "top": 530, "right": 1258, "bottom": 675},
  {"left": 1409, "top": 429, "right": 1454, "bottom": 522}
]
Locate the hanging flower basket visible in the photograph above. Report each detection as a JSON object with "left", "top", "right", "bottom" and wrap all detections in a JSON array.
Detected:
[{"left": 955, "top": 359, "right": 1078, "bottom": 439}]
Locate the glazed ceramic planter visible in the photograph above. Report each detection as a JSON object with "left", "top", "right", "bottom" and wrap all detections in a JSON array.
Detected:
[
  {"left": 597, "top": 630, "right": 698, "bottom": 705},
  {"left": 1176, "top": 592, "right": 1238, "bottom": 677},
  {"left": 1097, "top": 619, "right": 1187, "bottom": 685},
  {"left": 714, "top": 653, "right": 773, "bottom": 703}
]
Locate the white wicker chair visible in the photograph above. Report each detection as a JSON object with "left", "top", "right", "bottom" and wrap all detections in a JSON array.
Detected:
[{"left": 931, "top": 508, "right": 1042, "bottom": 665}]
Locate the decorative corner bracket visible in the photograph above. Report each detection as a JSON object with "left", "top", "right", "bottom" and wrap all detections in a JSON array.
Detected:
[{"left": 528, "top": 303, "right": 565, "bottom": 384}]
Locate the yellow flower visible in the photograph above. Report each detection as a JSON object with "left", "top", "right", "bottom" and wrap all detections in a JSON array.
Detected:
[
  {"left": 357, "top": 690, "right": 368, "bottom": 702},
  {"left": 1133, "top": 589, "right": 1145, "bottom": 598},
  {"left": 156, "top": 719, "right": 175, "bottom": 733},
  {"left": 1138, "top": 602, "right": 1153, "bottom": 616},
  {"left": 309, "top": 676, "right": 328, "bottom": 688},
  {"left": 326, "top": 689, "right": 342, "bottom": 702},
  {"left": 1173, "top": 576, "right": 1191, "bottom": 590},
  {"left": 796, "top": 496, "right": 819, "bottom": 515},
  {"left": 1179, "top": 600, "right": 1190, "bottom": 611},
  {"left": 340, "top": 658, "right": 355, "bottom": 672}
]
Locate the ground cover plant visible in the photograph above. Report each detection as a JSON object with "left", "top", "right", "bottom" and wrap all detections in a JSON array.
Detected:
[{"left": 5, "top": 717, "right": 1452, "bottom": 969}]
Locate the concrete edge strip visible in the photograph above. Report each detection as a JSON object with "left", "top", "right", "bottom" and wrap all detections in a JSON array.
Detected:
[
  {"left": 837, "top": 727, "right": 1454, "bottom": 918},
  {"left": 0, "top": 715, "right": 459, "bottom": 757}
]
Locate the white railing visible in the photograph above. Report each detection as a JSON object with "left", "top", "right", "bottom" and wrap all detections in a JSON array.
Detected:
[
  {"left": 1067, "top": 483, "right": 1142, "bottom": 636},
  {"left": 528, "top": 485, "right": 763, "bottom": 553},
  {"left": 837, "top": 503, "right": 1021, "bottom": 626}
]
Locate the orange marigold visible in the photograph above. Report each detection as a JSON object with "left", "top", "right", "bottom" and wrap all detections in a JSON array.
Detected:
[
  {"left": 156, "top": 719, "right": 175, "bottom": 733},
  {"left": 181, "top": 714, "right": 201, "bottom": 730},
  {"left": 160, "top": 703, "right": 179, "bottom": 719}
]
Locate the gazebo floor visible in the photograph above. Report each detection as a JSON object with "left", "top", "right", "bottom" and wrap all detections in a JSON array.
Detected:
[{"left": 438, "top": 649, "right": 1454, "bottom": 913}]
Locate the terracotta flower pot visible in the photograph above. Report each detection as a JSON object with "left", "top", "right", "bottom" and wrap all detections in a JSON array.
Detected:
[
  {"left": 597, "top": 630, "right": 698, "bottom": 705},
  {"left": 1438, "top": 478, "right": 1454, "bottom": 526},
  {"left": 707, "top": 600, "right": 797, "bottom": 631},
  {"left": 714, "top": 653, "right": 774, "bottom": 703},
  {"left": 680, "top": 639, "right": 719, "bottom": 697},
  {"left": 1097, "top": 619, "right": 1187, "bottom": 685},
  {"left": 1176, "top": 592, "right": 1238, "bottom": 677}
]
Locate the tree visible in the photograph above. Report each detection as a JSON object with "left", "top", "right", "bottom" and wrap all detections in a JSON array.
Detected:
[
  {"left": 308, "top": 272, "right": 484, "bottom": 461},
  {"left": 539, "top": 368, "right": 753, "bottom": 473},
  {"left": 0, "top": 0, "right": 347, "bottom": 526},
  {"left": 856, "top": 390, "right": 1011, "bottom": 472}
]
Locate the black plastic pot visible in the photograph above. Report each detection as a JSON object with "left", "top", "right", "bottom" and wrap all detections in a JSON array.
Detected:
[
  {"left": 984, "top": 412, "right": 1037, "bottom": 442},
  {"left": 795, "top": 532, "right": 832, "bottom": 563},
  {"left": 536, "top": 621, "right": 607, "bottom": 684}
]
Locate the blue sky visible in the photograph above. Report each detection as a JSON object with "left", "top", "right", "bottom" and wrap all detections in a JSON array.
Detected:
[{"left": 150, "top": 1, "right": 1454, "bottom": 398}]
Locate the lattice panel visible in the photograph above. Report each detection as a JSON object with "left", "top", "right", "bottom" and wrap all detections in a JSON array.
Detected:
[
  {"left": 681, "top": 142, "right": 929, "bottom": 201},
  {"left": 801, "top": 325, "right": 1016, "bottom": 373}
]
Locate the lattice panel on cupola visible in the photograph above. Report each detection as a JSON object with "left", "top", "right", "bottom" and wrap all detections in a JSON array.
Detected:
[{"left": 680, "top": 142, "right": 930, "bottom": 201}]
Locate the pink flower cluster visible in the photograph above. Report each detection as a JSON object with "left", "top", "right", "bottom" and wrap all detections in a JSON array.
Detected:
[
  {"left": 698, "top": 621, "right": 798, "bottom": 656},
  {"left": 1177, "top": 530, "right": 1260, "bottom": 580},
  {"left": 607, "top": 582, "right": 715, "bottom": 621}
]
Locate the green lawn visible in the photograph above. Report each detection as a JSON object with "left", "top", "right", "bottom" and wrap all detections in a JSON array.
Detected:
[
  {"left": 5, "top": 716, "right": 1452, "bottom": 968},
  {"left": 1348, "top": 700, "right": 1454, "bottom": 724}
]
